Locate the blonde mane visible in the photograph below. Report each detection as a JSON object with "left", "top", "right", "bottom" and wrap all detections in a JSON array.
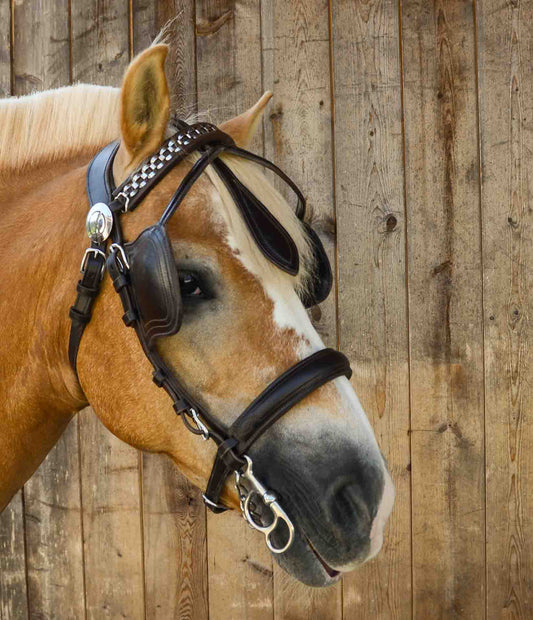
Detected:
[
  {"left": 0, "top": 84, "right": 313, "bottom": 289},
  {"left": 0, "top": 84, "right": 120, "bottom": 180}
]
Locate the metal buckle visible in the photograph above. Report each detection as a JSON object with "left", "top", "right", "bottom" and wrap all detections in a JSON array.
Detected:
[
  {"left": 109, "top": 243, "right": 130, "bottom": 272},
  {"left": 115, "top": 191, "right": 131, "bottom": 213},
  {"left": 234, "top": 456, "right": 295, "bottom": 554},
  {"left": 80, "top": 248, "right": 106, "bottom": 276}
]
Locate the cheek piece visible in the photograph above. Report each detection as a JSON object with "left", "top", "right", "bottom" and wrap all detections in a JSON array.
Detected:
[{"left": 69, "top": 121, "right": 351, "bottom": 554}]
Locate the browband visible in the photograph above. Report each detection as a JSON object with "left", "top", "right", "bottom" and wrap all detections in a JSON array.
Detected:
[{"left": 69, "top": 121, "right": 352, "bottom": 553}]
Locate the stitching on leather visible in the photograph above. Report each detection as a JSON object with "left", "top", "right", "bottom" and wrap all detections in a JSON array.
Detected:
[
  {"left": 128, "top": 226, "right": 180, "bottom": 344},
  {"left": 215, "top": 160, "right": 299, "bottom": 274}
]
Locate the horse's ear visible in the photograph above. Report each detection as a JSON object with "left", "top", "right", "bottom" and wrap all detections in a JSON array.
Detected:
[
  {"left": 220, "top": 92, "right": 273, "bottom": 148},
  {"left": 119, "top": 45, "right": 170, "bottom": 167}
]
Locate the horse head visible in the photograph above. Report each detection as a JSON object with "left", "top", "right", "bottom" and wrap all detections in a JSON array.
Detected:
[{"left": 1, "top": 44, "right": 394, "bottom": 587}]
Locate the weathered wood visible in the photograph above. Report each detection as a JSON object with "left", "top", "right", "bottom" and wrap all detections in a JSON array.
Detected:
[
  {"left": 0, "top": 5, "right": 26, "bottom": 620},
  {"left": 11, "top": 3, "right": 86, "bottom": 617},
  {"left": 12, "top": 0, "right": 69, "bottom": 94},
  {"left": 195, "top": 1, "right": 274, "bottom": 618},
  {"left": 142, "top": 458, "right": 208, "bottom": 620},
  {"left": 71, "top": 2, "right": 146, "bottom": 618},
  {"left": 78, "top": 410, "right": 144, "bottom": 619},
  {"left": 261, "top": 0, "right": 341, "bottom": 617},
  {"left": 23, "top": 420, "right": 85, "bottom": 619},
  {"left": 331, "top": 0, "right": 412, "bottom": 618},
  {"left": 132, "top": 4, "right": 208, "bottom": 619},
  {"left": 71, "top": 0, "right": 130, "bottom": 87},
  {"left": 402, "top": 0, "right": 485, "bottom": 616},
  {"left": 196, "top": 0, "right": 263, "bottom": 151},
  {"left": 132, "top": 0, "right": 197, "bottom": 117},
  {"left": 477, "top": 0, "right": 533, "bottom": 616},
  {"left": 0, "top": 493, "right": 28, "bottom": 620},
  {"left": 0, "top": 0, "right": 10, "bottom": 97}
]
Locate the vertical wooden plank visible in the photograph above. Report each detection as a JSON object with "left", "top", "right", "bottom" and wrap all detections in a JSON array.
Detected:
[
  {"left": 331, "top": 0, "right": 412, "bottom": 618},
  {"left": 477, "top": 0, "right": 533, "bottom": 615},
  {"left": 12, "top": 0, "right": 69, "bottom": 94},
  {"left": 0, "top": 0, "right": 10, "bottom": 97},
  {"left": 0, "top": 494, "right": 28, "bottom": 620},
  {"left": 195, "top": 2, "right": 274, "bottom": 618},
  {"left": 71, "top": 0, "right": 130, "bottom": 86},
  {"left": 78, "top": 412, "right": 144, "bottom": 619},
  {"left": 141, "top": 459, "right": 208, "bottom": 620},
  {"left": 402, "top": 0, "right": 485, "bottom": 616},
  {"left": 11, "top": 2, "right": 86, "bottom": 617},
  {"left": 71, "top": 2, "right": 145, "bottom": 618},
  {"left": 23, "top": 420, "right": 85, "bottom": 619},
  {"left": 262, "top": 0, "right": 341, "bottom": 617},
  {"left": 132, "top": 6, "right": 209, "bottom": 619},
  {"left": 132, "top": 0, "right": 197, "bottom": 117},
  {"left": 0, "top": 4, "right": 27, "bottom": 619}
]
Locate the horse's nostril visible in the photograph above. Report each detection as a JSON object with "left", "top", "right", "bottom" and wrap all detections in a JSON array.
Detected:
[{"left": 331, "top": 481, "right": 372, "bottom": 527}]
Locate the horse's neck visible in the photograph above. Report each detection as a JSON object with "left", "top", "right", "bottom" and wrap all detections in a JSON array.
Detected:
[{"left": 0, "top": 156, "right": 93, "bottom": 510}]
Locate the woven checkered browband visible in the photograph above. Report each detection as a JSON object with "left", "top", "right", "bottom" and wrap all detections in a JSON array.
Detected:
[{"left": 112, "top": 122, "right": 235, "bottom": 212}]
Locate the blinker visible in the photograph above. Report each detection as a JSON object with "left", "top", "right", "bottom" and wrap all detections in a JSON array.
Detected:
[
  {"left": 86, "top": 202, "right": 113, "bottom": 243},
  {"left": 70, "top": 121, "right": 350, "bottom": 558}
]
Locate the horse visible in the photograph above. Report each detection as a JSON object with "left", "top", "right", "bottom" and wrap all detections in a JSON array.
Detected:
[{"left": 0, "top": 43, "right": 394, "bottom": 587}]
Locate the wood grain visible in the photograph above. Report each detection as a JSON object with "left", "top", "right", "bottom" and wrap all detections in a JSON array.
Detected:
[
  {"left": 0, "top": 493, "right": 28, "bottom": 620},
  {"left": 402, "top": 0, "right": 485, "bottom": 616},
  {"left": 132, "top": 4, "right": 209, "bottom": 618},
  {"left": 331, "top": 0, "right": 412, "bottom": 618},
  {"left": 71, "top": 2, "right": 146, "bottom": 618},
  {"left": 12, "top": 0, "right": 69, "bottom": 94},
  {"left": 0, "top": 5, "right": 27, "bottom": 620},
  {"left": 132, "top": 0, "right": 197, "bottom": 117},
  {"left": 261, "top": 0, "right": 341, "bottom": 617},
  {"left": 195, "top": 1, "right": 274, "bottom": 618},
  {"left": 0, "top": 0, "right": 10, "bottom": 97},
  {"left": 142, "top": 458, "right": 208, "bottom": 620},
  {"left": 23, "top": 420, "right": 85, "bottom": 619},
  {"left": 71, "top": 0, "right": 130, "bottom": 86},
  {"left": 477, "top": 0, "right": 533, "bottom": 616},
  {"left": 11, "top": 2, "right": 86, "bottom": 617},
  {"left": 78, "top": 411, "right": 144, "bottom": 619},
  {"left": 8, "top": 0, "right": 533, "bottom": 616}
]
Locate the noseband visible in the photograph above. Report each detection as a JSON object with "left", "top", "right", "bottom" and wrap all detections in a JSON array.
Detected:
[{"left": 69, "top": 121, "right": 352, "bottom": 553}]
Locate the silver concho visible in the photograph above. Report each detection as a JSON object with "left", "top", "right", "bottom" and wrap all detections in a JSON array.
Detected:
[{"left": 86, "top": 202, "right": 113, "bottom": 243}]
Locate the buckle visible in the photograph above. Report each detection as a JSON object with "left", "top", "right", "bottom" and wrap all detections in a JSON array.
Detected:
[
  {"left": 115, "top": 191, "right": 131, "bottom": 213},
  {"left": 109, "top": 243, "right": 130, "bottom": 272},
  {"left": 80, "top": 248, "right": 106, "bottom": 276}
]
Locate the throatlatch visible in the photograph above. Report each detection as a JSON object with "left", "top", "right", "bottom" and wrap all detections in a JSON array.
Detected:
[{"left": 69, "top": 121, "right": 350, "bottom": 554}]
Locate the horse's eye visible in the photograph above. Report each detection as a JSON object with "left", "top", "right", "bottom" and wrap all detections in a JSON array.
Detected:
[{"left": 179, "top": 272, "right": 206, "bottom": 298}]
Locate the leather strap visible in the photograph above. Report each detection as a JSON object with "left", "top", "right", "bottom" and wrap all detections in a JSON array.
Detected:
[
  {"left": 225, "top": 145, "right": 306, "bottom": 220},
  {"left": 113, "top": 124, "right": 234, "bottom": 212},
  {"left": 202, "top": 348, "right": 352, "bottom": 508},
  {"left": 87, "top": 141, "right": 119, "bottom": 205},
  {"left": 68, "top": 142, "right": 119, "bottom": 373},
  {"left": 213, "top": 158, "right": 300, "bottom": 275},
  {"left": 70, "top": 121, "right": 351, "bottom": 520}
]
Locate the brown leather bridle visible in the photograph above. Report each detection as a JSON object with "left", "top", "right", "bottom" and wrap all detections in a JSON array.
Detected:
[{"left": 69, "top": 121, "right": 352, "bottom": 553}]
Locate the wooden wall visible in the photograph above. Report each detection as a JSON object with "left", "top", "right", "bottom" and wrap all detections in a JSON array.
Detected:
[{"left": 0, "top": 0, "right": 532, "bottom": 618}]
